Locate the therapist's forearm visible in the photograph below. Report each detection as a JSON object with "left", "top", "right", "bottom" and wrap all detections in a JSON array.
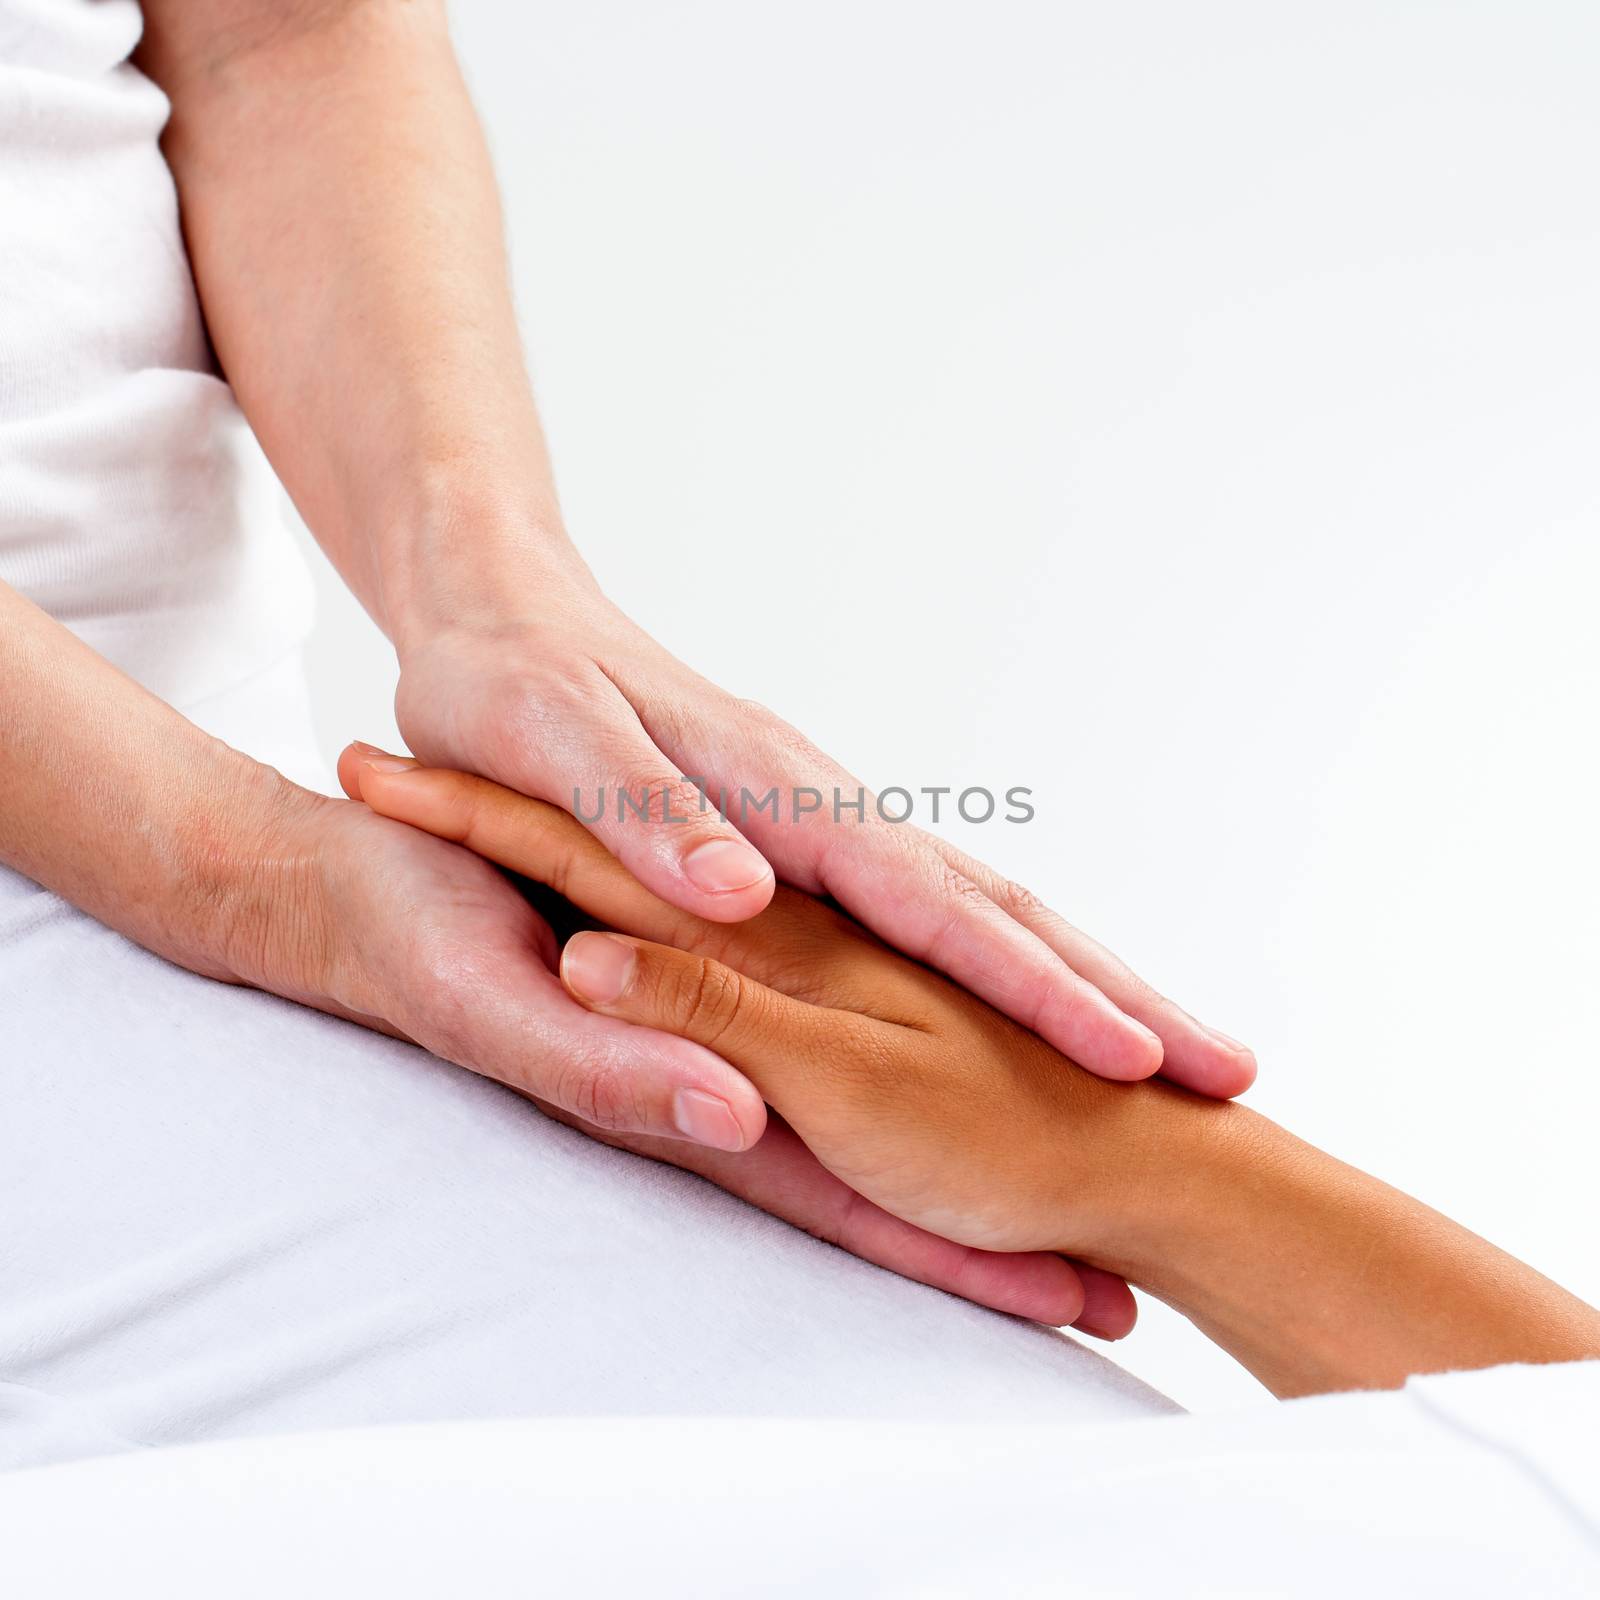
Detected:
[
  {"left": 0, "top": 582, "right": 320, "bottom": 986},
  {"left": 136, "top": 0, "right": 576, "bottom": 646},
  {"left": 1078, "top": 1095, "right": 1600, "bottom": 1397}
]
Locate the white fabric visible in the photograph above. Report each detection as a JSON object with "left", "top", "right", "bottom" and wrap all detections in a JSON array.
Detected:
[
  {"left": 0, "top": 791, "right": 1172, "bottom": 1470},
  {"left": 1, "top": 1361, "right": 1596, "bottom": 1597},
  {"left": 0, "top": 0, "right": 314, "bottom": 712}
]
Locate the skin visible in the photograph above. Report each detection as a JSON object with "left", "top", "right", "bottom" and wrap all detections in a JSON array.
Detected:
[
  {"left": 0, "top": 583, "right": 1132, "bottom": 1331},
  {"left": 132, "top": 0, "right": 1257, "bottom": 1146},
  {"left": 6, "top": 0, "right": 1219, "bottom": 1333},
  {"left": 344, "top": 746, "right": 1600, "bottom": 1398}
]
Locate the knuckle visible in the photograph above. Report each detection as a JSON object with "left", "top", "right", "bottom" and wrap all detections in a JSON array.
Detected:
[
  {"left": 941, "top": 862, "right": 998, "bottom": 910},
  {"left": 668, "top": 956, "right": 750, "bottom": 1046},
  {"left": 550, "top": 1045, "right": 643, "bottom": 1133},
  {"left": 608, "top": 769, "right": 718, "bottom": 829},
  {"left": 932, "top": 863, "right": 1000, "bottom": 932},
  {"left": 995, "top": 875, "right": 1048, "bottom": 920}
]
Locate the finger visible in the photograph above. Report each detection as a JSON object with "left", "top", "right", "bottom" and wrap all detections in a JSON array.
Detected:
[
  {"left": 932, "top": 839, "right": 1257, "bottom": 1099},
  {"left": 351, "top": 781, "right": 1139, "bottom": 1329},
  {"left": 343, "top": 744, "right": 895, "bottom": 1010},
  {"left": 387, "top": 910, "right": 768, "bottom": 1153},
  {"left": 347, "top": 741, "right": 1222, "bottom": 1098},
  {"left": 541, "top": 1108, "right": 1091, "bottom": 1328},
  {"left": 341, "top": 742, "right": 689, "bottom": 944},
  {"left": 615, "top": 702, "right": 1168, "bottom": 1080},
  {"left": 487, "top": 686, "right": 778, "bottom": 923},
  {"left": 556, "top": 930, "right": 859, "bottom": 1104},
  {"left": 799, "top": 820, "right": 1165, "bottom": 1081},
  {"left": 485, "top": 994, "right": 768, "bottom": 1152},
  {"left": 1066, "top": 1261, "right": 1139, "bottom": 1340}
]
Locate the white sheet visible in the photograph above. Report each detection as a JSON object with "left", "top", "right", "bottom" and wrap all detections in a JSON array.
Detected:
[
  {"left": 1, "top": 1360, "right": 1594, "bottom": 1597},
  {"left": 0, "top": 659, "right": 1170, "bottom": 1476}
]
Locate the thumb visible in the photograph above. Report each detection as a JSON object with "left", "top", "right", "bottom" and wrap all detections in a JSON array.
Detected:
[
  {"left": 481, "top": 693, "right": 779, "bottom": 925},
  {"left": 559, "top": 931, "right": 865, "bottom": 1103}
]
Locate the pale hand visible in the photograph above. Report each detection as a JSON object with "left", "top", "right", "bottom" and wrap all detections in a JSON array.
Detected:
[{"left": 392, "top": 580, "right": 1256, "bottom": 1105}]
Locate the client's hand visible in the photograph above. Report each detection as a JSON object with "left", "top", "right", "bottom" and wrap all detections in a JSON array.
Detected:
[
  {"left": 342, "top": 746, "right": 1600, "bottom": 1399},
  {"left": 341, "top": 746, "right": 1167, "bottom": 1268},
  {"left": 276, "top": 751, "right": 1128, "bottom": 1336}
]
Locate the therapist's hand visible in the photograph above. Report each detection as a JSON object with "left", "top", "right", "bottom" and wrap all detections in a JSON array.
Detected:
[
  {"left": 274, "top": 752, "right": 1127, "bottom": 1336},
  {"left": 338, "top": 743, "right": 1140, "bottom": 1335},
  {"left": 338, "top": 746, "right": 1157, "bottom": 1255},
  {"left": 391, "top": 577, "right": 1255, "bottom": 1101}
]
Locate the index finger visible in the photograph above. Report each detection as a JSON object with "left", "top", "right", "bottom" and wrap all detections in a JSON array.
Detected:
[{"left": 339, "top": 743, "right": 688, "bottom": 943}]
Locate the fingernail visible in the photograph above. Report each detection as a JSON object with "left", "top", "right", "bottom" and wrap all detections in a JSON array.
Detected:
[
  {"left": 1118, "top": 1013, "right": 1163, "bottom": 1065},
  {"left": 682, "top": 836, "right": 770, "bottom": 894},
  {"left": 673, "top": 1087, "right": 746, "bottom": 1152},
  {"left": 1205, "top": 1026, "right": 1253, "bottom": 1055},
  {"left": 562, "top": 933, "right": 636, "bottom": 1005},
  {"left": 351, "top": 742, "right": 417, "bottom": 773}
]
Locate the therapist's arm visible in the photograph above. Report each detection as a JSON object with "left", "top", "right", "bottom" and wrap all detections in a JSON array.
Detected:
[
  {"left": 347, "top": 749, "right": 1600, "bottom": 1398},
  {"left": 134, "top": 0, "right": 1257, "bottom": 1102},
  {"left": 0, "top": 582, "right": 1121, "bottom": 1329},
  {"left": 0, "top": 581, "right": 317, "bottom": 983}
]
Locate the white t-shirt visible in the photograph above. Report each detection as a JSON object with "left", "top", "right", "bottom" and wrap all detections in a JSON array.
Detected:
[{"left": 0, "top": 0, "right": 313, "bottom": 714}]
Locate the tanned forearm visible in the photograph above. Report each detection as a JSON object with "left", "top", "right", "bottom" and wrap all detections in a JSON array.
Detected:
[
  {"left": 135, "top": 0, "right": 576, "bottom": 647},
  {"left": 1075, "top": 1092, "right": 1600, "bottom": 1397}
]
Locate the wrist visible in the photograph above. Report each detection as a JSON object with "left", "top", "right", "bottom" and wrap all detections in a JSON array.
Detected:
[
  {"left": 371, "top": 467, "right": 596, "bottom": 654},
  {"left": 1056, "top": 1084, "right": 1295, "bottom": 1294},
  {"left": 183, "top": 755, "right": 342, "bottom": 1002}
]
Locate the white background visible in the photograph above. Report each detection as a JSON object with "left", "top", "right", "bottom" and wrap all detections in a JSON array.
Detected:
[{"left": 292, "top": 0, "right": 1600, "bottom": 1411}]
